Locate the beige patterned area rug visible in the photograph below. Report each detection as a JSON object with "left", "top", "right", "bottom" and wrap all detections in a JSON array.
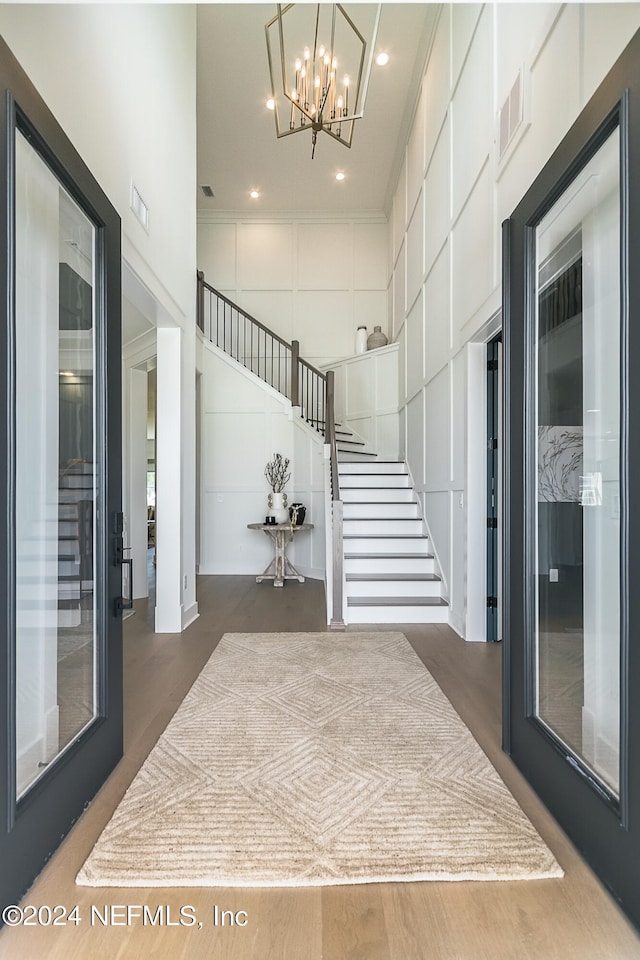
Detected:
[{"left": 77, "top": 632, "right": 563, "bottom": 887}]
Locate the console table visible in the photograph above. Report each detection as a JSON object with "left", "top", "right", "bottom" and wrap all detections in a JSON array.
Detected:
[{"left": 247, "top": 522, "right": 313, "bottom": 587}]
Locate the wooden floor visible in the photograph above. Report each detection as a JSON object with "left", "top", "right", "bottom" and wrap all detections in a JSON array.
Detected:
[{"left": 1, "top": 574, "right": 639, "bottom": 960}]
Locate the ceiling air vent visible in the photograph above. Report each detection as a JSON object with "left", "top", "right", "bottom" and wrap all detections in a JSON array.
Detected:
[
  {"left": 498, "top": 70, "right": 523, "bottom": 160},
  {"left": 200, "top": 184, "right": 215, "bottom": 198}
]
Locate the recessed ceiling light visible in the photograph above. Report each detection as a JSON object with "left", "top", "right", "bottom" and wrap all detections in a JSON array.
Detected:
[
  {"left": 250, "top": 189, "right": 260, "bottom": 199},
  {"left": 335, "top": 172, "right": 345, "bottom": 181},
  {"left": 376, "top": 51, "right": 389, "bottom": 66},
  {"left": 266, "top": 97, "right": 275, "bottom": 111}
]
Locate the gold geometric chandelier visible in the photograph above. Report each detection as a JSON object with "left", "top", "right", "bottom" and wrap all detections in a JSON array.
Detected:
[{"left": 265, "top": 4, "right": 381, "bottom": 158}]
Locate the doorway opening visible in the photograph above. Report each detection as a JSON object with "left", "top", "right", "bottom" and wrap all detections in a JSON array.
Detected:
[{"left": 146, "top": 366, "right": 157, "bottom": 601}]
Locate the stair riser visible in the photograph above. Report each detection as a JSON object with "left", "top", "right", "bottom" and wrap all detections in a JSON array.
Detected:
[
  {"left": 344, "top": 557, "right": 436, "bottom": 574},
  {"left": 339, "top": 462, "right": 407, "bottom": 474},
  {"left": 344, "top": 519, "right": 423, "bottom": 536},
  {"left": 59, "top": 490, "right": 94, "bottom": 502},
  {"left": 343, "top": 503, "right": 419, "bottom": 519},
  {"left": 347, "top": 605, "right": 449, "bottom": 624},
  {"left": 59, "top": 560, "right": 80, "bottom": 578},
  {"left": 346, "top": 580, "right": 442, "bottom": 598},
  {"left": 344, "top": 537, "right": 430, "bottom": 554},
  {"left": 58, "top": 521, "right": 80, "bottom": 538},
  {"left": 340, "top": 475, "right": 410, "bottom": 488},
  {"left": 58, "top": 585, "right": 82, "bottom": 600},
  {"left": 340, "top": 488, "right": 415, "bottom": 503},
  {"left": 58, "top": 609, "right": 82, "bottom": 628},
  {"left": 59, "top": 477, "right": 94, "bottom": 490},
  {"left": 337, "top": 449, "right": 376, "bottom": 459}
]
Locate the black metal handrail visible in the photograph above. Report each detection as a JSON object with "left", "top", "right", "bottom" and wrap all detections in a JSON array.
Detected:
[
  {"left": 198, "top": 273, "right": 333, "bottom": 438},
  {"left": 198, "top": 273, "right": 294, "bottom": 400}
]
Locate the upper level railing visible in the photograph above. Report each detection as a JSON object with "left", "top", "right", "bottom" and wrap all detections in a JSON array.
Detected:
[
  {"left": 198, "top": 272, "right": 330, "bottom": 438},
  {"left": 198, "top": 272, "right": 294, "bottom": 401},
  {"left": 198, "top": 271, "right": 344, "bottom": 625}
]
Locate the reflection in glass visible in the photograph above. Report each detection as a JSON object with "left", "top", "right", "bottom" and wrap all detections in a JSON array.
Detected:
[
  {"left": 534, "top": 127, "right": 621, "bottom": 794},
  {"left": 15, "top": 131, "right": 98, "bottom": 798}
]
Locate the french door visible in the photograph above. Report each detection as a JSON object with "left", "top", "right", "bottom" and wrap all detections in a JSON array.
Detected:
[
  {"left": 0, "top": 39, "right": 123, "bottom": 910},
  {"left": 503, "top": 29, "right": 640, "bottom": 929}
]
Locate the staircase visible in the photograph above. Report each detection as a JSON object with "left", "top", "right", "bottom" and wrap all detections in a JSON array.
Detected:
[
  {"left": 198, "top": 274, "right": 449, "bottom": 627},
  {"left": 334, "top": 424, "right": 377, "bottom": 461},
  {"left": 58, "top": 462, "right": 94, "bottom": 627},
  {"left": 340, "top": 460, "right": 448, "bottom": 624}
]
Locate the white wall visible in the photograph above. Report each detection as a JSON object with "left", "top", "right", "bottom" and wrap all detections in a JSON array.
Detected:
[
  {"left": 0, "top": 4, "right": 199, "bottom": 630},
  {"left": 198, "top": 337, "right": 326, "bottom": 581},
  {"left": 388, "top": 4, "right": 640, "bottom": 639},
  {"left": 321, "top": 343, "right": 400, "bottom": 460},
  {"left": 197, "top": 214, "right": 389, "bottom": 369}
]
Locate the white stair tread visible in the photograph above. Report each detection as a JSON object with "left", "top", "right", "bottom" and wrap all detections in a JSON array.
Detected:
[
  {"left": 344, "top": 552, "right": 435, "bottom": 559},
  {"left": 343, "top": 533, "right": 428, "bottom": 539},
  {"left": 347, "top": 596, "right": 448, "bottom": 607},
  {"left": 345, "top": 504, "right": 421, "bottom": 523},
  {"left": 337, "top": 458, "right": 448, "bottom": 626},
  {"left": 346, "top": 573, "right": 441, "bottom": 582}
]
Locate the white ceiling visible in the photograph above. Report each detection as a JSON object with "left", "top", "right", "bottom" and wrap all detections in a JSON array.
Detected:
[
  {"left": 125, "top": 3, "right": 435, "bottom": 345},
  {"left": 196, "top": 3, "right": 438, "bottom": 215}
]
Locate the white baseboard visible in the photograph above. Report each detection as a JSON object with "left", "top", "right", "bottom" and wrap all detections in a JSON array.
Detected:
[{"left": 182, "top": 602, "right": 199, "bottom": 630}]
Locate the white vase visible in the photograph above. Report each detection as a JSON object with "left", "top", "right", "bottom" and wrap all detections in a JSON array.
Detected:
[
  {"left": 355, "top": 326, "right": 368, "bottom": 354},
  {"left": 268, "top": 491, "right": 289, "bottom": 523}
]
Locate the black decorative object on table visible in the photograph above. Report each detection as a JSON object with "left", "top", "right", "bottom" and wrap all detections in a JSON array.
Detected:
[{"left": 289, "top": 503, "right": 306, "bottom": 525}]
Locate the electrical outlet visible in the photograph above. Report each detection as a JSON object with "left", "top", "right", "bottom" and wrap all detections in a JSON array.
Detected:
[{"left": 549, "top": 568, "right": 558, "bottom": 582}]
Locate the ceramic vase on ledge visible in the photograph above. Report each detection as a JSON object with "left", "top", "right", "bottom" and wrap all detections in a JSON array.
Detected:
[
  {"left": 267, "top": 491, "right": 289, "bottom": 524},
  {"left": 355, "top": 325, "right": 368, "bottom": 354},
  {"left": 367, "top": 325, "right": 388, "bottom": 350}
]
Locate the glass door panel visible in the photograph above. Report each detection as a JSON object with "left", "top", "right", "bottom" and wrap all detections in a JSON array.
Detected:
[
  {"left": 15, "top": 130, "right": 99, "bottom": 798},
  {"left": 533, "top": 127, "right": 621, "bottom": 795}
]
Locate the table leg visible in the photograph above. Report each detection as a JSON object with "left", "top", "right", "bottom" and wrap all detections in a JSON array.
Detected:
[
  {"left": 255, "top": 527, "right": 306, "bottom": 587},
  {"left": 274, "top": 530, "right": 284, "bottom": 587}
]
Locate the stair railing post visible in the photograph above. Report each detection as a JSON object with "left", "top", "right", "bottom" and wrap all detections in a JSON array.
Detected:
[
  {"left": 331, "top": 499, "right": 345, "bottom": 628},
  {"left": 196, "top": 270, "right": 205, "bottom": 334},
  {"left": 326, "top": 370, "right": 340, "bottom": 501},
  {"left": 325, "top": 368, "right": 345, "bottom": 628},
  {"left": 291, "top": 340, "right": 300, "bottom": 407}
]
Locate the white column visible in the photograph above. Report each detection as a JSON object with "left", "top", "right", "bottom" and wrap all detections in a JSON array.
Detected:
[
  {"left": 155, "top": 327, "right": 183, "bottom": 632},
  {"left": 180, "top": 319, "right": 199, "bottom": 628},
  {"left": 128, "top": 367, "right": 149, "bottom": 599},
  {"left": 465, "top": 342, "right": 487, "bottom": 642}
]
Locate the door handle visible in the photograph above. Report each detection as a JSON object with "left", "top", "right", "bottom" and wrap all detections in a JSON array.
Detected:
[{"left": 114, "top": 556, "right": 134, "bottom": 616}]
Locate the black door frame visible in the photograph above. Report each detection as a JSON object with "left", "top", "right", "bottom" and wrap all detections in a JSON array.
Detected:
[
  {"left": 486, "top": 333, "right": 501, "bottom": 642},
  {"left": 0, "top": 36, "right": 123, "bottom": 910},
  {"left": 503, "top": 29, "right": 640, "bottom": 928}
]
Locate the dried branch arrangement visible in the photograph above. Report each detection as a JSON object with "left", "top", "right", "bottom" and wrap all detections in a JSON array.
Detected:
[{"left": 264, "top": 452, "right": 291, "bottom": 492}]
